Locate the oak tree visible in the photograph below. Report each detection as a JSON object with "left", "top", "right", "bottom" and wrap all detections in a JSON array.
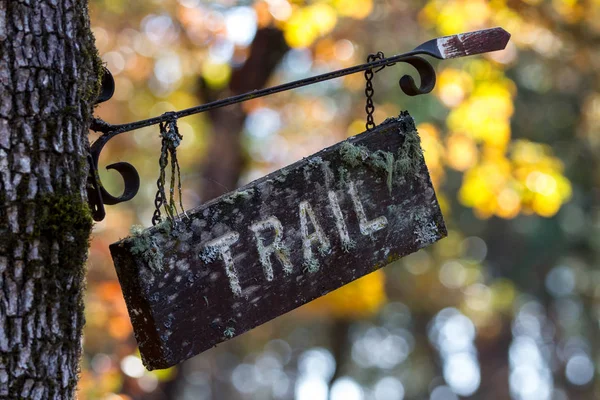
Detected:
[{"left": 0, "top": 1, "right": 101, "bottom": 397}]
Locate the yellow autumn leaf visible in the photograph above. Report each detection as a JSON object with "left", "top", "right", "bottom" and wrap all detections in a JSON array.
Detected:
[{"left": 301, "top": 270, "right": 386, "bottom": 319}]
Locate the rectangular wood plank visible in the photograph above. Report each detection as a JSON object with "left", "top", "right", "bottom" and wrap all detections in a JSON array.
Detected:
[{"left": 110, "top": 112, "right": 447, "bottom": 370}]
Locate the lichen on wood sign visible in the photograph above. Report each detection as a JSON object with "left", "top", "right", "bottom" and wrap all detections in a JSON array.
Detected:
[{"left": 110, "top": 111, "right": 447, "bottom": 370}]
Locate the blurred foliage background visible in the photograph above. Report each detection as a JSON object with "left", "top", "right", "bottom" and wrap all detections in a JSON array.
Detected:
[{"left": 83, "top": 0, "right": 600, "bottom": 399}]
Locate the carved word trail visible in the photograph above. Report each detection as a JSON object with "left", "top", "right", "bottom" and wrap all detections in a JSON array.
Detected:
[
  {"left": 110, "top": 115, "right": 447, "bottom": 370},
  {"left": 201, "top": 181, "right": 388, "bottom": 297}
]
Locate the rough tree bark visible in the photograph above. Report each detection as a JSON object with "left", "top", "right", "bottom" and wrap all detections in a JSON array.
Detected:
[{"left": 0, "top": 1, "right": 101, "bottom": 398}]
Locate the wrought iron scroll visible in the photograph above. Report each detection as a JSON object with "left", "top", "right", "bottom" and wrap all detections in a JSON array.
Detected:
[
  {"left": 88, "top": 27, "right": 510, "bottom": 222},
  {"left": 364, "top": 53, "right": 437, "bottom": 131},
  {"left": 87, "top": 129, "right": 140, "bottom": 222}
]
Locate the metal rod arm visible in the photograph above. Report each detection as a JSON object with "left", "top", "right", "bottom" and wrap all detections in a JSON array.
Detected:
[
  {"left": 86, "top": 27, "right": 510, "bottom": 221},
  {"left": 90, "top": 27, "right": 510, "bottom": 137}
]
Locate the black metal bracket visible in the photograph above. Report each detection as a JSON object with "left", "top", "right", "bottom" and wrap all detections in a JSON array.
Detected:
[
  {"left": 88, "top": 67, "right": 140, "bottom": 221},
  {"left": 87, "top": 27, "right": 510, "bottom": 222}
]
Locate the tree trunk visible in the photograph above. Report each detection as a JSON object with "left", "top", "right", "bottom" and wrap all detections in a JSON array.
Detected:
[
  {"left": 0, "top": 1, "right": 100, "bottom": 398},
  {"left": 199, "top": 27, "right": 288, "bottom": 201}
]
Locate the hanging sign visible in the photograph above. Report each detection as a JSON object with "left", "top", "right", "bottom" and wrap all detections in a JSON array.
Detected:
[{"left": 110, "top": 112, "right": 447, "bottom": 370}]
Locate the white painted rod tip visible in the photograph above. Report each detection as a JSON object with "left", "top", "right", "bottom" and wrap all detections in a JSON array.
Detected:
[{"left": 415, "top": 27, "right": 511, "bottom": 59}]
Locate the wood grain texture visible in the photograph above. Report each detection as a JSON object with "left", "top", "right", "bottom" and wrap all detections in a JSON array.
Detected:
[{"left": 110, "top": 112, "right": 447, "bottom": 370}]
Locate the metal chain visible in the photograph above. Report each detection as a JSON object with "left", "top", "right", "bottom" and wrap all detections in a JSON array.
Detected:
[
  {"left": 151, "top": 181, "right": 164, "bottom": 226},
  {"left": 152, "top": 121, "right": 169, "bottom": 226},
  {"left": 365, "top": 52, "right": 391, "bottom": 131},
  {"left": 152, "top": 117, "right": 185, "bottom": 226}
]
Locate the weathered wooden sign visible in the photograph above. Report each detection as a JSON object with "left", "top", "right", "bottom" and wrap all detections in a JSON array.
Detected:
[{"left": 110, "top": 112, "right": 447, "bottom": 370}]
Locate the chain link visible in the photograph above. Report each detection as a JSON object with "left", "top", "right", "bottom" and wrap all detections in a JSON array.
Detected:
[
  {"left": 151, "top": 182, "right": 164, "bottom": 226},
  {"left": 364, "top": 52, "right": 388, "bottom": 131},
  {"left": 152, "top": 117, "right": 185, "bottom": 226}
]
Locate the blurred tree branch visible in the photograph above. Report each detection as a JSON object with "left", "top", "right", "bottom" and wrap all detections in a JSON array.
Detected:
[{"left": 198, "top": 27, "right": 289, "bottom": 202}]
